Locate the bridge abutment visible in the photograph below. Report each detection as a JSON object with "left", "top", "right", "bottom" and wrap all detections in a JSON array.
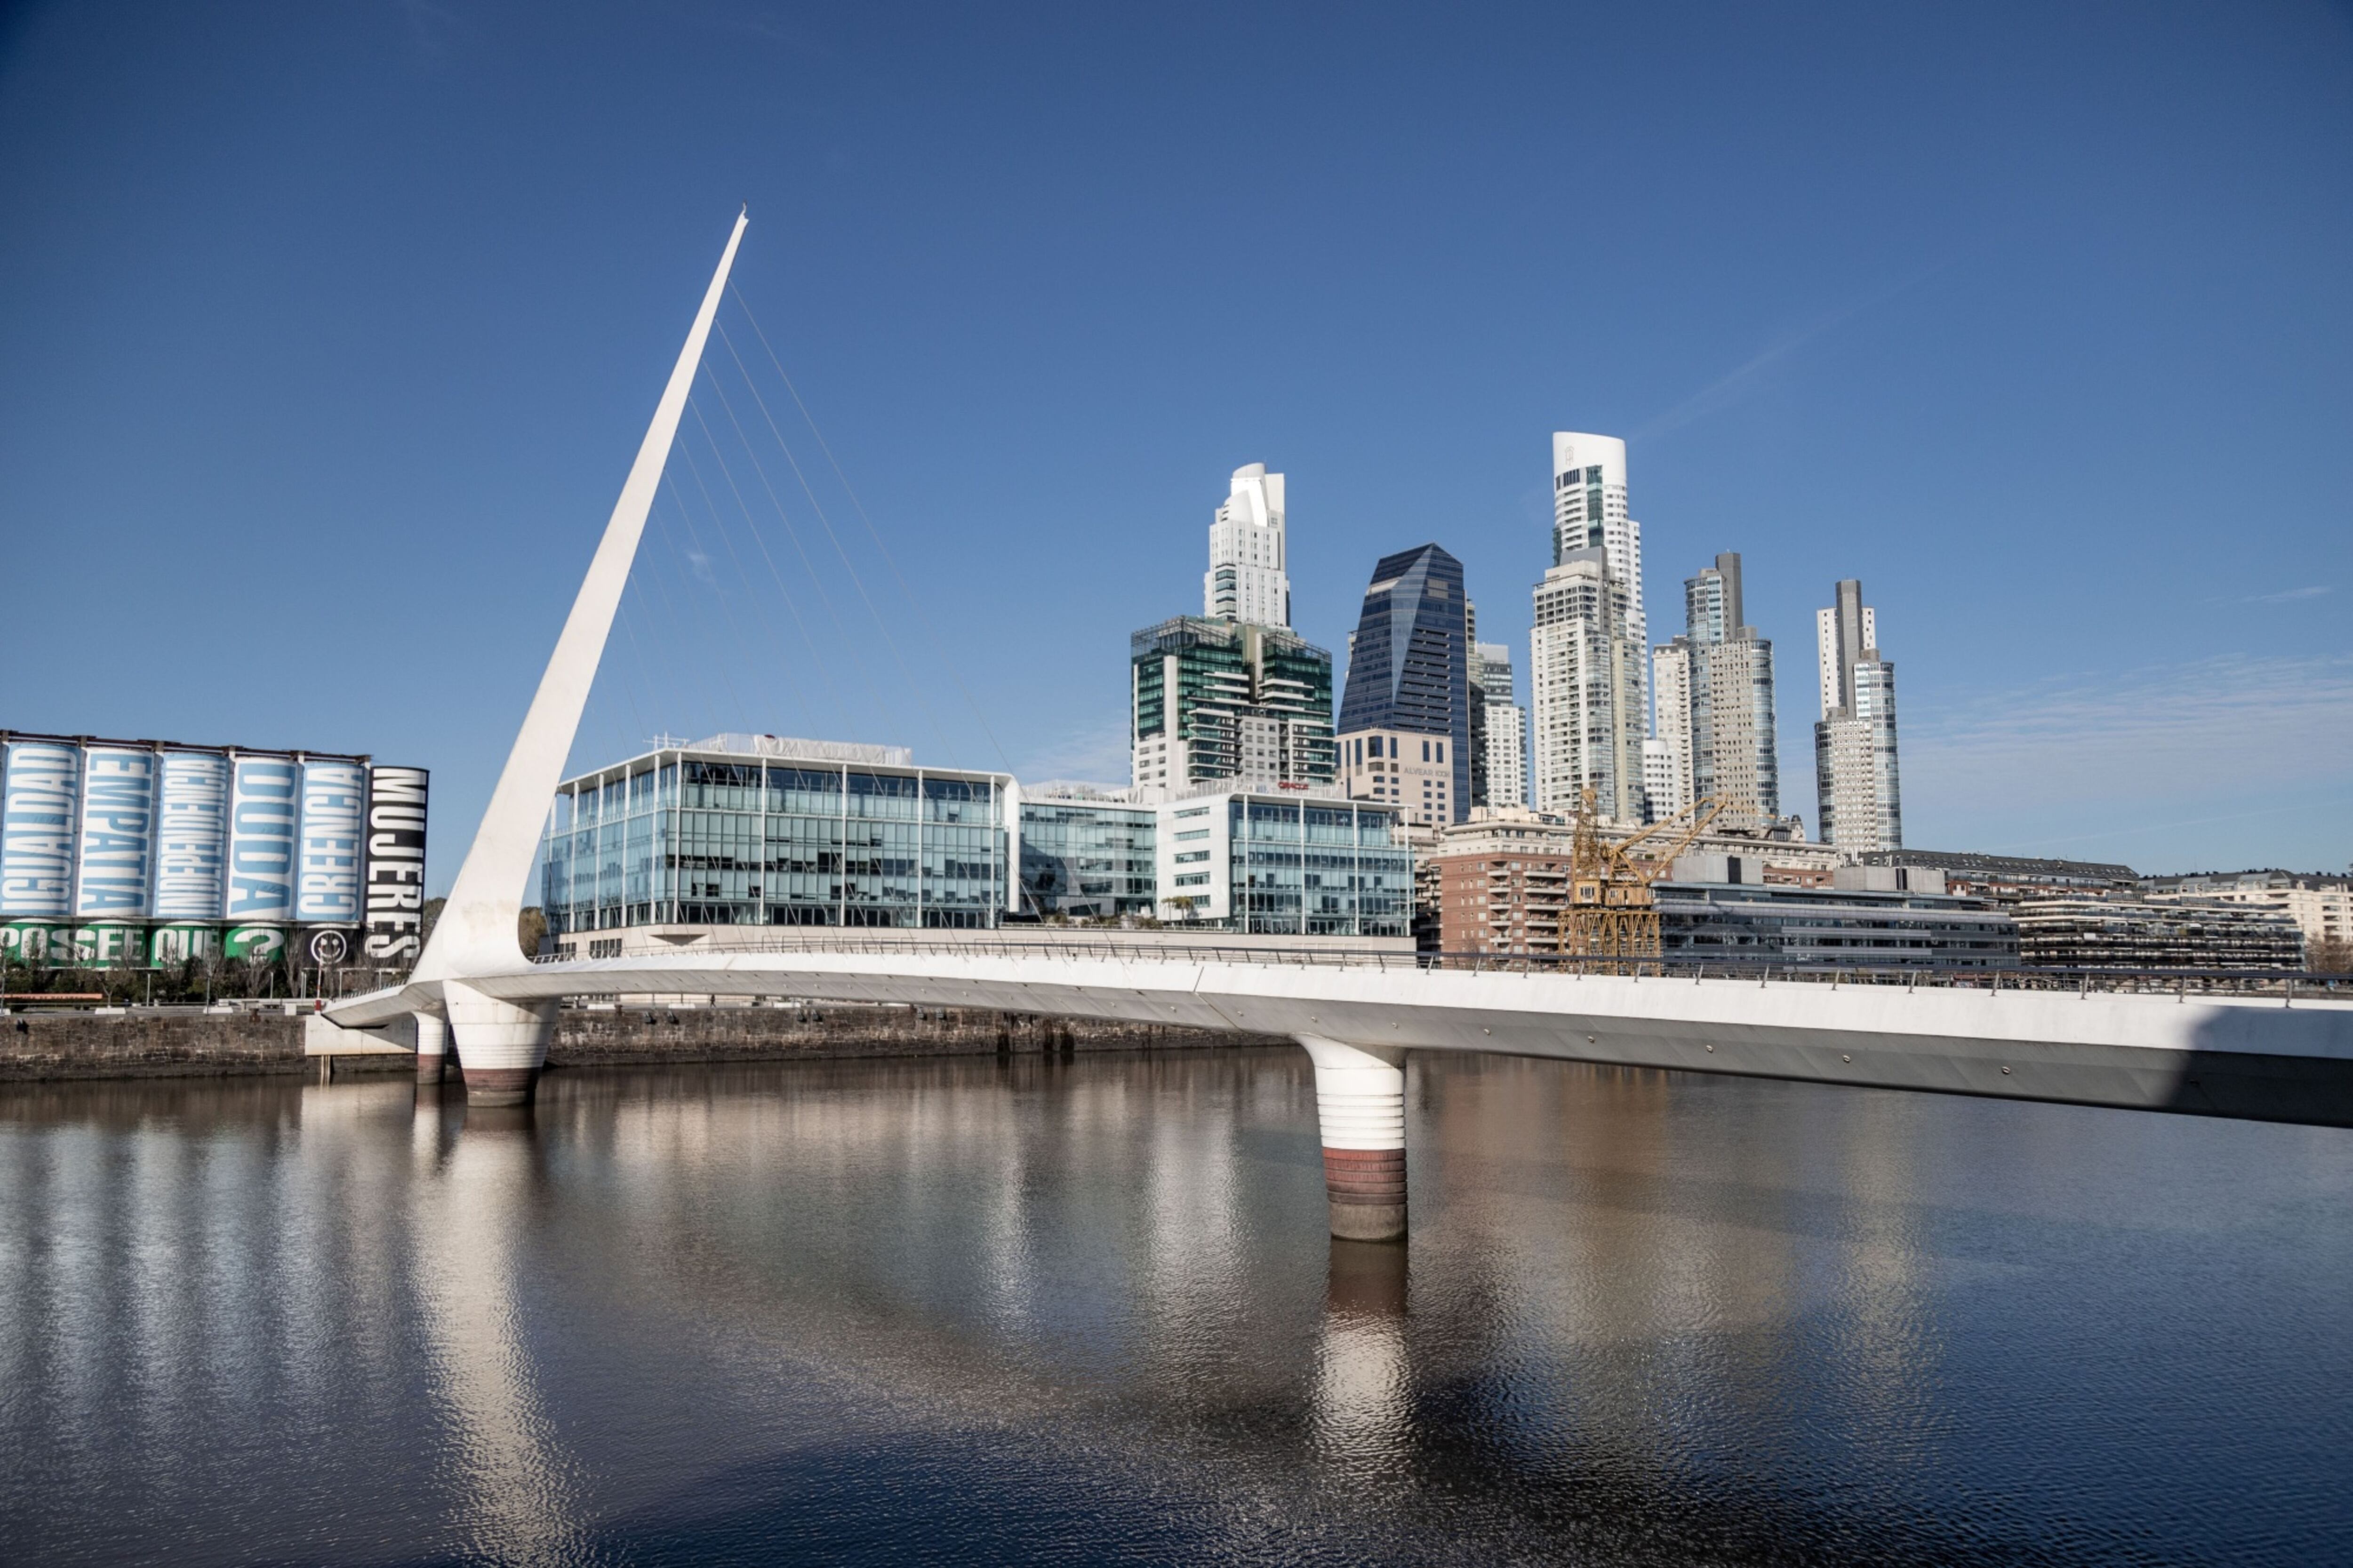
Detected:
[
  {"left": 414, "top": 1012, "right": 447, "bottom": 1085},
  {"left": 445, "top": 982, "right": 555, "bottom": 1107},
  {"left": 1298, "top": 1035, "right": 1407, "bottom": 1242}
]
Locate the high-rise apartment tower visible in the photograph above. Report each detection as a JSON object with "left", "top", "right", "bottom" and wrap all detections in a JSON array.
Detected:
[
  {"left": 1651, "top": 552, "right": 1779, "bottom": 828},
  {"left": 1471, "top": 641, "right": 1529, "bottom": 810},
  {"left": 1130, "top": 618, "right": 1334, "bottom": 798},
  {"left": 1532, "top": 433, "right": 1648, "bottom": 824},
  {"left": 1814, "top": 579, "right": 1901, "bottom": 851},
  {"left": 1205, "top": 463, "right": 1289, "bottom": 628},
  {"left": 1552, "top": 433, "right": 1646, "bottom": 652},
  {"left": 1530, "top": 552, "right": 1643, "bottom": 824},
  {"left": 1132, "top": 462, "right": 1326, "bottom": 799}
]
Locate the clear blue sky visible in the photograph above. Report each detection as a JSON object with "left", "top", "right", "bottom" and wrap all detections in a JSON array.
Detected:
[{"left": 3, "top": 1, "right": 2348, "bottom": 892}]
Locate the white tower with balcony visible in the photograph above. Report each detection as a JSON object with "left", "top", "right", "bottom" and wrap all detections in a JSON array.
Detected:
[
  {"left": 1205, "top": 463, "right": 1290, "bottom": 629},
  {"left": 1551, "top": 433, "right": 1644, "bottom": 652}
]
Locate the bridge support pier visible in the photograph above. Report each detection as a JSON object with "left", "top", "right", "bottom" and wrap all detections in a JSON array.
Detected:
[
  {"left": 445, "top": 981, "right": 556, "bottom": 1107},
  {"left": 1298, "top": 1035, "right": 1407, "bottom": 1242},
  {"left": 414, "top": 1012, "right": 447, "bottom": 1085}
]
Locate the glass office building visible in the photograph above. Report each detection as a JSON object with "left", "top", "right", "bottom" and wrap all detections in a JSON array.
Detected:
[
  {"left": 1018, "top": 796, "right": 1156, "bottom": 919},
  {"left": 1156, "top": 790, "right": 1411, "bottom": 937},
  {"left": 1655, "top": 881, "right": 2016, "bottom": 969},
  {"left": 1336, "top": 544, "right": 1472, "bottom": 821},
  {"left": 1129, "top": 616, "right": 1336, "bottom": 795},
  {"left": 542, "top": 737, "right": 1013, "bottom": 935}
]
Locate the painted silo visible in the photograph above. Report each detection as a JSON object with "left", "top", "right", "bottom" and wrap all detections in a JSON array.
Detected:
[
  {"left": 224, "top": 754, "right": 298, "bottom": 960},
  {"left": 362, "top": 764, "right": 431, "bottom": 964},
  {"left": 1, "top": 738, "right": 80, "bottom": 920},
  {"left": 295, "top": 758, "right": 366, "bottom": 932},
  {"left": 152, "top": 750, "right": 230, "bottom": 920}
]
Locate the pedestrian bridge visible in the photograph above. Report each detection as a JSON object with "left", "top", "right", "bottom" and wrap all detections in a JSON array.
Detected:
[
  {"left": 323, "top": 213, "right": 2353, "bottom": 1240},
  {"left": 327, "top": 936, "right": 2353, "bottom": 1127}
]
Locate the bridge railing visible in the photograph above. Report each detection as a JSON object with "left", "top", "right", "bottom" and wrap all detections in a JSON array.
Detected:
[{"left": 527, "top": 933, "right": 2350, "bottom": 1000}]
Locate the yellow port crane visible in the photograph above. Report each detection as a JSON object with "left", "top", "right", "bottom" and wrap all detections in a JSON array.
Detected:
[{"left": 1559, "top": 789, "right": 1730, "bottom": 971}]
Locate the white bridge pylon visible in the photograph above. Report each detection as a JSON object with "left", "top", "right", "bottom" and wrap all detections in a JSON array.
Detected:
[
  {"left": 393, "top": 210, "right": 747, "bottom": 1101},
  {"left": 328, "top": 214, "right": 2353, "bottom": 1232}
]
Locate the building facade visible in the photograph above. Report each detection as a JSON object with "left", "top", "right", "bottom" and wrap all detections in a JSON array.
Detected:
[
  {"left": 1152, "top": 788, "right": 1411, "bottom": 937},
  {"left": 0, "top": 730, "right": 428, "bottom": 969},
  {"left": 1860, "top": 849, "right": 2139, "bottom": 903},
  {"left": 1423, "top": 807, "right": 1841, "bottom": 955},
  {"left": 1653, "top": 875, "right": 2017, "bottom": 970},
  {"left": 2014, "top": 896, "right": 2304, "bottom": 970},
  {"left": 1018, "top": 792, "right": 1156, "bottom": 920},
  {"left": 1338, "top": 730, "right": 1459, "bottom": 827},
  {"left": 2138, "top": 871, "right": 2350, "bottom": 966},
  {"left": 1529, "top": 552, "right": 1644, "bottom": 824},
  {"left": 1204, "top": 463, "right": 1290, "bottom": 627},
  {"left": 541, "top": 736, "right": 1014, "bottom": 936},
  {"left": 1337, "top": 544, "right": 1472, "bottom": 825},
  {"left": 1651, "top": 552, "right": 1778, "bottom": 828},
  {"left": 1129, "top": 616, "right": 1336, "bottom": 797},
  {"left": 1551, "top": 432, "right": 1646, "bottom": 655},
  {"left": 1815, "top": 578, "right": 1902, "bottom": 851},
  {"left": 1471, "top": 641, "right": 1528, "bottom": 811}
]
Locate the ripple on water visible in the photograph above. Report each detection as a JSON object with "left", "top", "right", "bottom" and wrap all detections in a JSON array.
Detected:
[{"left": 0, "top": 1050, "right": 2346, "bottom": 1566}]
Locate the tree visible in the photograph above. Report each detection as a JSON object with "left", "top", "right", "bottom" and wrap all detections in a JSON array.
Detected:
[{"left": 517, "top": 906, "right": 548, "bottom": 958}]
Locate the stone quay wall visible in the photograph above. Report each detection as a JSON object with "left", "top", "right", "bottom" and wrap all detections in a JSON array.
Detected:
[
  {"left": 0, "top": 1003, "right": 1281, "bottom": 1081},
  {"left": 0, "top": 1010, "right": 389, "bottom": 1081},
  {"left": 549, "top": 1003, "right": 1283, "bottom": 1067}
]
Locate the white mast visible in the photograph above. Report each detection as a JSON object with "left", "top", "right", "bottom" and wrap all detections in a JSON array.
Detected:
[{"left": 415, "top": 211, "right": 748, "bottom": 983}]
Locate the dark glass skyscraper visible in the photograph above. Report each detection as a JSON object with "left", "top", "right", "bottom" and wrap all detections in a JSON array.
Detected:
[{"left": 1336, "top": 544, "right": 1472, "bottom": 824}]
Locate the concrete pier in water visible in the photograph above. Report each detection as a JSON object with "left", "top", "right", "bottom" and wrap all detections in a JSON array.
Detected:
[
  {"left": 413, "top": 1013, "right": 447, "bottom": 1084},
  {"left": 1299, "top": 1036, "right": 1408, "bottom": 1241},
  {"left": 445, "top": 982, "right": 553, "bottom": 1107}
]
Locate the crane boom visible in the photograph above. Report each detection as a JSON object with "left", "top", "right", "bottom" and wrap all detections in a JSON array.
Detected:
[{"left": 1556, "top": 792, "right": 1746, "bottom": 971}]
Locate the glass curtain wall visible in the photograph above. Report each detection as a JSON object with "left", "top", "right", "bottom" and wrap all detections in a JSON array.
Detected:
[
  {"left": 1229, "top": 799, "right": 1410, "bottom": 937},
  {"left": 544, "top": 752, "right": 1006, "bottom": 934},
  {"left": 543, "top": 765, "right": 677, "bottom": 935},
  {"left": 1019, "top": 803, "right": 1156, "bottom": 919}
]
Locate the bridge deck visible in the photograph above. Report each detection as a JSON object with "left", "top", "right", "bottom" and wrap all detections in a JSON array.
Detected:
[{"left": 327, "top": 944, "right": 2353, "bottom": 1129}]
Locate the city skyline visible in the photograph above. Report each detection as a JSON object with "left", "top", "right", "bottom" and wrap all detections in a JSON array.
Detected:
[
  {"left": 0, "top": 15, "right": 2346, "bottom": 1566},
  {"left": 1, "top": 4, "right": 2345, "bottom": 887}
]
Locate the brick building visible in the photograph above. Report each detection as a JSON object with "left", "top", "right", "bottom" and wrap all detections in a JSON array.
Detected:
[{"left": 1421, "top": 807, "right": 1839, "bottom": 957}]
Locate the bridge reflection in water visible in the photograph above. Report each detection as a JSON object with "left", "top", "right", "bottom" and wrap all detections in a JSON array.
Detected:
[{"left": 3, "top": 1049, "right": 2348, "bottom": 1564}]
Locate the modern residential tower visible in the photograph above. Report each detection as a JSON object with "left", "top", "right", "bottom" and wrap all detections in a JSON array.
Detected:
[
  {"left": 1204, "top": 463, "right": 1290, "bottom": 628},
  {"left": 1337, "top": 544, "right": 1472, "bottom": 826},
  {"left": 1814, "top": 578, "right": 1901, "bottom": 851},
  {"left": 1529, "top": 551, "right": 1644, "bottom": 824},
  {"left": 1130, "top": 617, "right": 1335, "bottom": 797},
  {"left": 1131, "top": 463, "right": 1331, "bottom": 800},
  {"left": 1471, "top": 641, "right": 1529, "bottom": 810},
  {"left": 1530, "top": 433, "right": 1648, "bottom": 824},
  {"left": 1552, "top": 433, "right": 1646, "bottom": 652},
  {"left": 1650, "top": 552, "right": 1779, "bottom": 828}
]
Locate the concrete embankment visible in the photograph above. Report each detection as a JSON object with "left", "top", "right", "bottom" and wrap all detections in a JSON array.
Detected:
[
  {"left": 0, "top": 1010, "right": 406, "bottom": 1080},
  {"left": 548, "top": 1003, "right": 1281, "bottom": 1066},
  {"left": 0, "top": 1003, "right": 1279, "bottom": 1081}
]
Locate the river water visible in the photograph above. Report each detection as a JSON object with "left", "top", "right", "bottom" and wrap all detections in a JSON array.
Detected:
[{"left": 0, "top": 1048, "right": 2347, "bottom": 1566}]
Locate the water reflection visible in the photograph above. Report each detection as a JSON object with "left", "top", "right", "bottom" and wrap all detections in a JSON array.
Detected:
[
  {"left": 410, "top": 1102, "right": 590, "bottom": 1564},
  {"left": 1315, "top": 1240, "right": 1409, "bottom": 1469},
  {"left": 0, "top": 1051, "right": 2348, "bottom": 1566}
]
